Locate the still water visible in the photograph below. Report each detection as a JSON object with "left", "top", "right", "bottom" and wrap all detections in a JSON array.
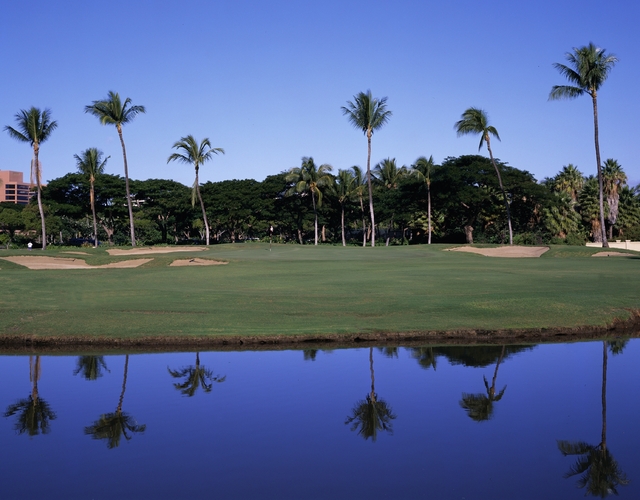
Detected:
[{"left": 1, "top": 340, "right": 639, "bottom": 500}]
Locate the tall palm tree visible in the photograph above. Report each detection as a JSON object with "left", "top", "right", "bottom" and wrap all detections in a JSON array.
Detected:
[
  {"left": 4, "top": 108, "right": 57, "bottom": 249},
  {"left": 4, "top": 356, "right": 56, "bottom": 436},
  {"left": 75, "top": 148, "right": 109, "bottom": 247},
  {"left": 345, "top": 347, "right": 396, "bottom": 441},
  {"left": 332, "top": 169, "right": 357, "bottom": 246},
  {"left": 411, "top": 156, "right": 436, "bottom": 244},
  {"left": 373, "top": 158, "right": 407, "bottom": 246},
  {"left": 558, "top": 342, "right": 629, "bottom": 496},
  {"left": 455, "top": 107, "right": 513, "bottom": 245},
  {"left": 85, "top": 91, "right": 145, "bottom": 247},
  {"left": 168, "top": 352, "right": 225, "bottom": 397},
  {"left": 84, "top": 355, "right": 146, "bottom": 449},
  {"left": 286, "top": 157, "right": 334, "bottom": 245},
  {"left": 460, "top": 345, "right": 507, "bottom": 422},
  {"left": 602, "top": 159, "right": 627, "bottom": 240},
  {"left": 342, "top": 90, "right": 392, "bottom": 247},
  {"left": 167, "top": 135, "right": 224, "bottom": 245},
  {"left": 550, "top": 43, "right": 618, "bottom": 248}
]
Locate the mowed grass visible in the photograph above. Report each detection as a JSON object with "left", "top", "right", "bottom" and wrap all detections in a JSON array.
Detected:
[{"left": 0, "top": 243, "right": 639, "bottom": 339}]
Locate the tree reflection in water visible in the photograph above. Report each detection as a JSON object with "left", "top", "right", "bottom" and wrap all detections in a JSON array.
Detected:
[
  {"left": 85, "top": 354, "right": 145, "bottom": 449},
  {"left": 4, "top": 355, "right": 56, "bottom": 436},
  {"left": 74, "top": 355, "right": 109, "bottom": 381},
  {"left": 168, "top": 352, "right": 226, "bottom": 397},
  {"left": 345, "top": 347, "right": 396, "bottom": 442},
  {"left": 558, "top": 340, "right": 629, "bottom": 497},
  {"left": 459, "top": 345, "right": 507, "bottom": 422}
]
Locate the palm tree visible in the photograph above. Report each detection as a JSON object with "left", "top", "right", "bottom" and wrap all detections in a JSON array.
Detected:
[
  {"left": 345, "top": 347, "right": 396, "bottom": 441},
  {"left": 75, "top": 148, "right": 109, "bottom": 247},
  {"left": 602, "top": 159, "right": 627, "bottom": 240},
  {"left": 580, "top": 176, "right": 605, "bottom": 243},
  {"left": 286, "top": 157, "right": 334, "bottom": 245},
  {"left": 85, "top": 91, "right": 145, "bottom": 247},
  {"left": 351, "top": 166, "right": 368, "bottom": 246},
  {"left": 455, "top": 107, "right": 513, "bottom": 245},
  {"left": 168, "top": 352, "right": 225, "bottom": 397},
  {"left": 4, "top": 356, "right": 56, "bottom": 436},
  {"left": 4, "top": 108, "right": 58, "bottom": 249},
  {"left": 342, "top": 90, "right": 392, "bottom": 247},
  {"left": 85, "top": 355, "right": 146, "bottom": 448},
  {"left": 553, "top": 164, "right": 585, "bottom": 203},
  {"left": 549, "top": 43, "right": 618, "bottom": 248},
  {"left": 411, "top": 156, "right": 436, "bottom": 244},
  {"left": 373, "top": 158, "right": 406, "bottom": 246},
  {"left": 73, "top": 356, "right": 109, "bottom": 381},
  {"left": 332, "top": 169, "right": 357, "bottom": 246},
  {"left": 558, "top": 342, "right": 629, "bottom": 496},
  {"left": 167, "top": 135, "right": 224, "bottom": 245},
  {"left": 460, "top": 345, "right": 507, "bottom": 422}
]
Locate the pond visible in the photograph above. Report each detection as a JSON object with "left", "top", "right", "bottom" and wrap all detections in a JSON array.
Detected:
[{"left": 1, "top": 340, "right": 639, "bottom": 499}]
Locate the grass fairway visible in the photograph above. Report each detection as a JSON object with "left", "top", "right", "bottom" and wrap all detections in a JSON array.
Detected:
[{"left": 0, "top": 243, "right": 639, "bottom": 341}]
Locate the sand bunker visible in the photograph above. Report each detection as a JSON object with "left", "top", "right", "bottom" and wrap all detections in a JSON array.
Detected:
[
  {"left": 107, "top": 246, "right": 208, "bottom": 256},
  {"left": 592, "top": 251, "right": 635, "bottom": 257},
  {"left": 170, "top": 258, "right": 227, "bottom": 267},
  {"left": 447, "top": 246, "right": 549, "bottom": 258},
  {"left": 0, "top": 256, "right": 152, "bottom": 270}
]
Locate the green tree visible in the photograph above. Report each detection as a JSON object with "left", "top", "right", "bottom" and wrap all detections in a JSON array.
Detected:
[
  {"left": 85, "top": 91, "right": 146, "bottom": 247},
  {"left": 331, "top": 169, "right": 357, "bottom": 246},
  {"left": 286, "top": 157, "right": 334, "bottom": 245},
  {"left": 168, "top": 352, "right": 226, "bottom": 397},
  {"left": 411, "top": 156, "right": 436, "bottom": 244},
  {"left": 4, "top": 356, "right": 56, "bottom": 436},
  {"left": 552, "top": 164, "right": 584, "bottom": 203},
  {"left": 549, "top": 43, "right": 618, "bottom": 247},
  {"left": 4, "top": 108, "right": 58, "bottom": 249},
  {"left": 84, "top": 355, "right": 146, "bottom": 449},
  {"left": 342, "top": 90, "right": 392, "bottom": 247},
  {"left": 373, "top": 158, "right": 407, "bottom": 246},
  {"left": 455, "top": 107, "right": 513, "bottom": 245},
  {"left": 345, "top": 347, "right": 396, "bottom": 441},
  {"left": 167, "top": 135, "right": 224, "bottom": 245},
  {"left": 602, "top": 159, "right": 627, "bottom": 240},
  {"left": 75, "top": 148, "right": 109, "bottom": 247}
]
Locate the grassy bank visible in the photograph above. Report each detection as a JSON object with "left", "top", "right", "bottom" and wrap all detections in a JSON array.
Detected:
[{"left": 0, "top": 243, "right": 639, "bottom": 341}]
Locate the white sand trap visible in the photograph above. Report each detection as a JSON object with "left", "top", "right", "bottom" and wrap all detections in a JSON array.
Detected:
[
  {"left": 107, "top": 246, "right": 208, "bottom": 256},
  {"left": 170, "top": 258, "right": 228, "bottom": 267},
  {"left": 0, "top": 256, "right": 152, "bottom": 269},
  {"left": 447, "top": 245, "right": 549, "bottom": 258},
  {"left": 593, "top": 251, "right": 635, "bottom": 257}
]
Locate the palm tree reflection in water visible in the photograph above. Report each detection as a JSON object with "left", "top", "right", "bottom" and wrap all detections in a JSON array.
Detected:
[
  {"left": 168, "top": 352, "right": 226, "bottom": 397},
  {"left": 459, "top": 345, "right": 507, "bottom": 422},
  {"left": 345, "top": 347, "right": 396, "bottom": 442},
  {"left": 4, "top": 355, "right": 56, "bottom": 436},
  {"left": 558, "top": 341, "right": 629, "bottom": 497},
  {"left": 84, "top": 355, "right": 146, "bottom": 449},
  {"left": 74, "top": 355, "right": 109, "bottom": 381}
]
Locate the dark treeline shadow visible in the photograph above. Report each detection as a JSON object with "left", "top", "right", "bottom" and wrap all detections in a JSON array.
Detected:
[
  {"left": 345, "top": 347, "right": 396, "bottom": 442},
  {"left": 85, "top": 354, "right": 145, "bottom": 449},
  {"left": 168, "top": 352, "right": 226, "bottom": 397},
  {"left": 4, "top": 355, "right": 56, "bottom": 436},
  {"left": 557, "top": 340, "right": 629, "bottom": 497}
]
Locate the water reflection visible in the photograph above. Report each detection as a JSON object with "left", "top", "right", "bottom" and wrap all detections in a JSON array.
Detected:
[
  {"left": 459, "top": 345, "right": 507, "bottom": 422},
  {"left": 84, "top": 354, "right": 146, "bottom": 448},
  {"left": 558, "top": 341, "right": 629, "bottom": 496},
  {"left": 345, "top": 347, "right": 396, "bottom": 441},
  {"left": 168, "top": 352, "right": 226, "bottom": 396},
  {"left": 4, "top": 355, "right": 56, "bottom": 436},
  {"left": 74, "top": 355, "right": 109, "bottom": 380}
]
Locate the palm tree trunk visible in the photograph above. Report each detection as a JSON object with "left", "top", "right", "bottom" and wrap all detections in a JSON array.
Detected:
[
  {"left": 359, "top": 194, "right": 366, "bottom": 247},
  {"left": 195, "top": 167, "right": 210, "bottom": 246},
  {"left": 90, "top": 180, "right": 98, "bottom": 247},
  {"left": 601, "top": 341, "right": 607, "bottom": 449},
  {"left": 117, "top": 355, "right": 129, "bottom": 414},
  {"left": 427, "top": 182, "right": 432, "bottom": 244},
  {"left": 341, "top": 204, "right": 346, "bottom": 246},
  {"left": 33, "top": 147, "right": 46, "bottom": 250},
  {"left": 592, "top": 94, "right": 609, "bottom": 248},
  {"left": 369, "top": 347, "right": 375, "bottom": 401},
  {"left": 486, "top": 140, "right": 513, "bottom": 245},
  {"left": 312, "top": 191, "right": 318, "bottom": 245},
  {"left": 366, "top": 131, "right": 376, "bottom": 247},
  {"left": 117, "top": 125, "right": 136, "bottom": 247}
]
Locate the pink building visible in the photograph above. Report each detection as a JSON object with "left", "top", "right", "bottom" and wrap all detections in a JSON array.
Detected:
[{"left": 0, "top": 170, "right": 32, "bottom": 204}]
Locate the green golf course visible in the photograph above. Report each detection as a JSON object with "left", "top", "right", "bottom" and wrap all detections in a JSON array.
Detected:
[{"left": 0, "top": 243, "right": 639, "bottom": 344}]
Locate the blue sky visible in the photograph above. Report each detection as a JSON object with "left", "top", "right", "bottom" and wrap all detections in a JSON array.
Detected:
[{"left": 1, "top": 0, "right": 638, "bottom": 187}]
